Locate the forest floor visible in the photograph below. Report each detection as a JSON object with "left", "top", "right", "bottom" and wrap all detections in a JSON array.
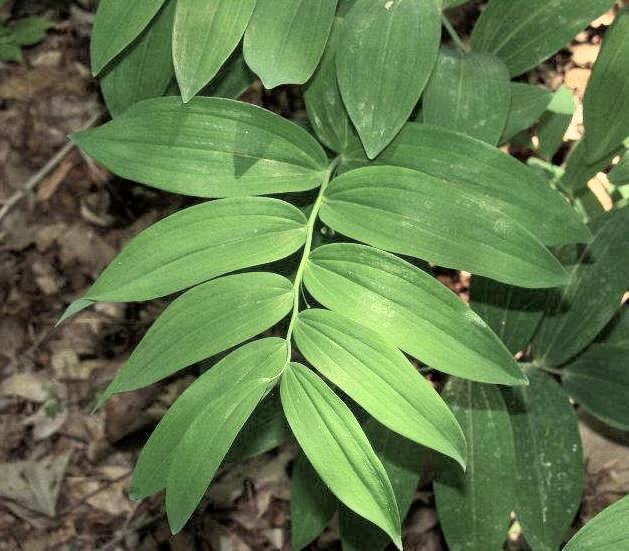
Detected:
[{"left": 0, "top": 1, "right": 628, "bottom": 550}]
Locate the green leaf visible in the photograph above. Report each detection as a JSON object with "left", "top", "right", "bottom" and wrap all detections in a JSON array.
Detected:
[
  {"left": 244, "top": 0, "right": 337, "bottom": 89},
  {"left": 443, "top": 0, "right": 469, "bottom": 7},
  {"left": 60, "top": 197, "right": 306, "bottom": 321},
  {"left": 90, "top": 0, "right": 167, "bottom": 75},
  {"left": 559, "top": 139, "right": 621, "bottom": 195},
  {"left": 534, "top": 207, "right": 629, "bottom": 366},
  {"left": 339, "top": 419, "right": 422, "bottom": 551},
  {"left": 294, "top": 308, "right": 466, "bottom": 466},
  {"left": 501, "top": 82, "right": 552, "bottom": 143},
  {"left": 504, "top": 368, "right": 584, "bottom": 551},
  {"left": 304, "top": 243, "right": 526, "bottom": 386},
  {"left": 320, "top": 166, "right": 569, "bottom": 288},
  {"left": 280, "top": 363, "right": 402, "bottom": 549},
  {"left": 98, "top": 272, "right": 293, "bottom": 405},
  {"left": 599, "top": 306, "right": 629, "bottom": 348},
  {"left": 374, "top": 123, "right": 590, "bottom": 247},
  {"left": 336, "top": 0, "right": 441, "bottom": 158},
  {"left": 609, "top": 151, "right": 629, "bottom": 186},
  {"left": 434, "top": 380, "right": 516, "bottom": 551},
  {"left": 563, "top": 495, "right": 629, "bottom": 551},
  {"left": 471, "top": 0, "right": 615, "bottom": 77},
  {"left": 173, "top": 0, "right": 255, "bottom": 103},
  {"left": 72, "top": 97, "right": 328, "bottom": 198},
  {"left": 11, "top": 16, "right": 54, "bottom": 46},
  {"left": 131, "top": 338, "right": 286, "bottom": 500},
  {"left": 538, "top": 86, "right": 576, "bottom": 160},
  {"left": 101, "top": 0, "right": 175, "bottom": 117},
  {"left": 583, "top": 8, "right": 629, "bottom": 163},
  {"left": 422, "top": 48, "right": 511, "bottom": 145},
  {"left": 562, "top": 345, "right": 629, "bottom": 430},
  {"left": 291, "top": 453, "right": 337, "bottom": 550},
  {"left": 471, "top": 276, "right": 546, "bottom": 355},
  {"left": 203, "top": 51, "right": 256, "bottom": 99}
]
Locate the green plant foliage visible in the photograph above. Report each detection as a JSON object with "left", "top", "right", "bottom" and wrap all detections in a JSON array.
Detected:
[
  {"left": 471, "top": 0, "right": 615, "bottom": 76},
  {"left": 501, "top": 83, "right": 553, "bottom": 144},
  {"left": 422, "top": 48, "right": 511, "bottom": 145},
  {"left": 609, "top": 151, "right": 629, "bottom": 186},
  {"left": 563, "top": 495, "right": 629, "bottom": 550},
  {"left": 538, "top": 85, "right": 577, "bottom": 160},
  {"left": 0, "top": 15, "right": 54, "bottom": 62}
]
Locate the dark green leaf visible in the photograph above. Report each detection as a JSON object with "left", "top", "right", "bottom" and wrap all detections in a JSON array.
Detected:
[
  {"left": 583, "top": 8, "right": 629, "bottom": 163},
  {"left": 90, "top": 0, "right": 167, "bottom": 75},
  {"left": 422, "top": 48, "right": 510, "bottom": 145},
  {"left": 203, "top": 51, "right": 256, "bottom": 99},
  {"left": 562, "top": 345, "right": 629, "bottom": 430},
  {"left": 304, "top": 243, "right": 526, "bottom": 386},
  {"left": 97, "top": 272, "right": 293, "bottom": 405},
  {"left": 243, "top": 0, "right": 337, "bottom": 89},
  {"left": 320, "top": 166, "right": 569, "bottom": 288},
  {"left": 294, "top": 308, "right": 466, "bottom": 466},
  {"left": 73, "top": 97, "right": 328, "bottom": 198},
  {"left": 559, "top": 139, "right": 621, "bottom": 195},
  {"left": 609, "top": 151, "right": 629, "bottom": 186},
  {"left": 11, "top": 16, "right": 54, "bottom": 46},
  {"left": 434, "top": 380, "right": 516, "bottom": 551},
  {"left": 471, "top": 0, "right": 615, "bottom": 76},
  {"left": 538, "top": 86, "right": 576, "bottom": 160},
  {"left": 281, "top": 363, "right": 402, "bottom": 549},
  {"left": 599, "top": 306, "right": 629, "bottom": 348},
  {"left": 501, "top": 82, "right": 552, "bottom": 143},
  {"left": 336, "top": 0, "right": 441, "bottom": 158},
  {"left": 504, "top": 368, "right": 584, "bottom": 551}
]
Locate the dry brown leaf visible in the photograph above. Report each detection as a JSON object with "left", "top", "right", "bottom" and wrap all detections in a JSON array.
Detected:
[{"left": 0, "top": 373, "right": 50, "bottom": 402}]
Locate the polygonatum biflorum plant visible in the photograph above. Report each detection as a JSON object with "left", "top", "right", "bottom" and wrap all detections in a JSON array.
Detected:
[{"left": 59, "top": 0, "right": 629, "bottom": 548}]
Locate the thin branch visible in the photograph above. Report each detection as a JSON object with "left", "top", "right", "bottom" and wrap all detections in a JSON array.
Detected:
[{"left": 441, "top": 13, "right": 469, "bottom": 54}]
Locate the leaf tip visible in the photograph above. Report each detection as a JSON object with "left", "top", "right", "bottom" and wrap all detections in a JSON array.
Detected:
[{"left": 56, "top": 298, "right": 93, "bottom": 326}]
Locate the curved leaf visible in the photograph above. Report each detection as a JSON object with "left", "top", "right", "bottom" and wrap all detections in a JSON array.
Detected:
[
  {"left": 501, "top": 82, "right": 552, "bottom": 144},
  {"left": 72, "top": 97, "right": 328, "bottom": 198},
  {"left": 304, "top": 243, "right": 526, "bottom": 386},
  {"left": 563, "top": 496, "right": 629, "bottom": 551},
  {"left": 538, "top": 86, "right": 576, "bottom": 160}
]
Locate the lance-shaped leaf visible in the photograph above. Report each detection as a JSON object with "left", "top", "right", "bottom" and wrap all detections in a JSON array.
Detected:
[
  {"left": 304, "top": 244, "right": 526, "bottom": 386},
  {"left": 471, "top": 276, "right": 546, "bottom": 355},
  {"left": 504, "top": 369, "right": 584, "bottom": 551},
  {"left": 374, "top": 123, "right": 590, "bottom": 247},
  {"left": 340, "top": 419, "right": 422, "bottom": 551},
  {"left": 336, "top": 0, "right": 441, "bottom": 158},
  {"left": 583, "top": 8, "right": 629, "bottom": 164},
  {"left": 563, "top": 495, "right": 629, "bottom": 551},
  {"left": 320, "top": 166, "right": 568, "bottom": 288},
  {"left": 422, "top": 48, "right": 511, "bottom": 145},
  {"left": 291, "top": 453, "right": 337, "bottom": 551},
  {"left": 471, "top": 0, "right": 616, "bottom": 77},
  {"left": 562, "top": 345, "right": 629, "bottom": 431},
  {"left": 281, "top": 363, "right": 402, "bottom": 549},
  {"left": 434, "top": 380, "right": 516, "bottom": 551},
  {"left": 294, "top": 308, "right": 466, "bottom": 466},
  {"left": 90, "top": 0, "right": 167, "bottom": 75},
  {"left": 559, "top": 139, "right": 621, "bottom": 195},
  {"left": 244, "top": 0, "right": 337, "bottom": 89},
  {"left": 204, "top": 51, "right": 256, "bottom": 99},
  {"left": 173, "top": 0, "right": 256, "bottom": 103},
  {"left": 73, "top": 97, "right": 328, "bottom": 198},
  {"left": 98, "top": 272, "right": 293, "bottom": 405},
  {"left": 538, "top": 86, "right": 576, "bottom": 160},
  {"left": 501, "top": 82, "right": 552, "bottom": 144},
  {"left": 534, "top": 207, "right": 629, "bottom": 367},
  {"left": 60, "top": 198, "right": 307, "bottom": 322},
  {"left": 101, "top": 0, "right": 175, "bottom": 117},
  {"left": 131, "top": 338, "right": 287, "bottom": 500}
]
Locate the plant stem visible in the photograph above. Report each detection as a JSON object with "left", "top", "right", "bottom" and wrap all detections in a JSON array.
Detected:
[
  {"left": 524, "top": 361, "right": 565, "bottom": 377},
  {"left": 441, "top": 13, "right": 468, "bottom": 54}
]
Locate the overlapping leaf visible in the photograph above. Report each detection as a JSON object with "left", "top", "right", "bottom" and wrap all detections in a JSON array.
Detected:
[
  {"left": 563, "top": 496, "right": 629, "bottom": 551},
  {"left": 501, "top": 82, "right": 552, "bottom": 144},
  {"left": 538, "top": 86, "right": 576, "bottom": 160}
]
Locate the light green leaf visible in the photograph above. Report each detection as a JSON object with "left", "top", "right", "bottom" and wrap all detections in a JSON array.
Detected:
[
  {"left": 583, "top": 8, "right": 629, "bottom": 163},
  {"left": 291, "top": 453, "right": 337, "bottom": 551},
  {"left": 336, "top": 0, "right": 441, "bottom": 158},
  {"left": 538, "top": 86, "right": 576, "bottom": 160},
  {"left": 72, "top": 97, "right": 328, "bottom": 198},
  {"left": 320, "top": 166, "right": 569, "bottom": 288},
  {"left": 90, "top": 0, "right": 167, "bottom": 75},
  {"left": 501, "top": 82, "right": 552, "bottom": 143},
  {"left": 471, "top": 0, "right": 615, "bottom": 77},
  {"left": 130, "top": 338, "right": 286, "bottom": 500},
  {"left": 60, "top": 197, "right": 306, "bottom": 321},
  {"left": 98, "top": 272, "right": 293, "bottom": 405},
  {"left": 281, "top": 363, "right": 402, "bottom": 549},
  {"left": 562, "top": 345, "right": 629, "bottom": 430},
  {"left": 563, "top": 495, "right": 629, "bottom": 551},
  {"left": 422, "top": 48, "right": 510, "bottom": 145},
  {"left": 101, "top": 0, "right": 175, "bottom": 117},
  {"left": 304, "top": 244, "right": 526, "bottom": 386},
  {"left": 434, "top": 380, "right": 516, "bottom": 551},
  {"left": 471, "top": 276, "right": 546, "bottom": 355},
  {"left": 443, "top": 0, "right": 469, "bottom": 7},
  {"left": 374, "top": 123, "right": 590, "bottom": 247},
  {"left": 504, "top": 368, "right": 584, "bottom": 551},
  {"left": 173, "top": 0, "right": 255, "bottom": 103},
  {"left": 294, "top": 308, "right": 466, "bottom": 465},
  {"left": 244, "top": 0, "right": 337, "bottom": 89},
  {"left": 534, "top": 207, "right": 629, "bottom": 366}
]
